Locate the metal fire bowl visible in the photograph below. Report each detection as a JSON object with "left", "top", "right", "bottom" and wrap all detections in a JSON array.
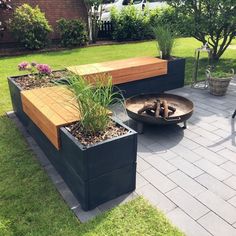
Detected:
[{"left": 125, "top": 93, "right": 194, "bottom": 126}]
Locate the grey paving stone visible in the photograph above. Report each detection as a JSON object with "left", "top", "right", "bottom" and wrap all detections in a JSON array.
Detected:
[
  {"left": 166, "top": 187, "right": 209, "bottom": 220},
  {"left": 167, "top": 208, "right": 212, "bottom": 236},
  {"left": 136, "top": 184, "right": 176, "bottom": 213},
  {"left": 146, "top": 144, "right": 177, "bottom": 160},
  {"left": 144, "top": 155, "right": 177, "bottom": 175},
  {"left": 137, "top": 143, "right": 153, "bottom": 158},
  {"left": 197, "top": 190, "right": 236, "bottom": 224},
  {"left": 137, "top": 157, "right": 152, "bottom": 173},
  {"left": 178, "top": 137, "right": 201, "bottom": 150},
  {"left": 193, "top": 146, "right": 226, "bottom": 165},
  {"left": 138, "top": 134, "right": 157, "bottom": 146},
  {"left": 98, "top": 192, "right": 138, "bottom": 212},
  {"left": 228, "top": 196, "right": 236, "bottom": 208},
  {"left": 192, "top": 127, "right": 220, "bottom": 141},
  {"left": 194, "top": 159, "right": 232, "bottom": 181},
  {"left": 141, "top": 167, "right": 176, "bottom": 193},
  {"left": 44, "top": 165, "right": 64, "bottom": 184},
  {"left": 190, "top": 136, "right": 215, "bottom": 148},
  {"left": 196, "top": 173, "right": 236, "bottom": 200},
  {"left": 194, "top": 121, "right": 218, "bottom": 132},
  {"left": 221, "top": 161, "right": 236, "bottom": 175},
  {"left": 218, "top": 148, "right": 236, "bottom": 164},
  {"left": 224, "top": 176, "right": 236, "bottom": 190},
  {"left": 168, "top": 171, "right": 207, "bottom": 197},
  {"left": 32, "top": 146, "right": 51, "bottom": 167},
  {"left": 169, "top": 145, "right": 202, "bottom": 163},
  {"left": 136, "top": 172, "right": 149, "bottom": 189},
  {"left": 73, "top": 205, "right": 101, "bottom": 223},
  {"left": 169, "top": 157, "right": 204, "bottom": 178},
  {"left": 198, "top": 212, "right": 236, "bottom": 236}
]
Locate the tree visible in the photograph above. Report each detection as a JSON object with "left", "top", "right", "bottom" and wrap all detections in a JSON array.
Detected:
[
  {"left": 84, "top": 0, "right": 102, "bottom": 43},
  {"left": 167, "top": 0, "right": 236, "bottom": 61},
  {"left": 0, "top": 0, "right": 12, "bottom": 37}
]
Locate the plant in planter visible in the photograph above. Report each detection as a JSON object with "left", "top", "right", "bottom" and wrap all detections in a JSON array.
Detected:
[
  {"left": 153, "top": 25, "right": 175, "bottom": 60},
  {"left": 206, "top": 68, "right": 235, "bottom": 96},
  {"left": 54, "top": 74, "right": 138, "bottom": 210},
  {"left": 151, "top": 25, "right": 185, "bottom": 91}
]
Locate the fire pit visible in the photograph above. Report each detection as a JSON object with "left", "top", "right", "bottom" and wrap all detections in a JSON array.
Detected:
[{"left": 125, "top": 93, "right": 194, "bottom": 133}]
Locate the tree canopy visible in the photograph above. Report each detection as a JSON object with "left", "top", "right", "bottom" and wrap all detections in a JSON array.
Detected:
[{"left": 167, "top": 0, "right": 236, "bottom": 60}]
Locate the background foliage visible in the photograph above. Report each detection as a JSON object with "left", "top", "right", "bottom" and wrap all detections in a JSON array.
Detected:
[
  {"left": 57, "top": 18, "right": 88, "bottom": 47},
  {"left": 8, "top": 4, "right": 52, "bottom": 49},
  {"left": 167, "top": 0, "right": 236, "bottom": 60}
]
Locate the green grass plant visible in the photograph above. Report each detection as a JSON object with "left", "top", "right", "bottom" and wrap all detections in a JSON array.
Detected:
[
  {"left": 153, "top": 25, "right": 175, "bottom": 59},
  {"left": 67, "top": 74, "right": 121, "bottom": 135}
]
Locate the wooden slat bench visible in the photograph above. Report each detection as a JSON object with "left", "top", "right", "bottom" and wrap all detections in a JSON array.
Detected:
[
  {"left": 21, "top": 86, "right": 81, "bottom": 149},
  {"left": 67, "top": 57, "right": 168, "bottom": 85}
]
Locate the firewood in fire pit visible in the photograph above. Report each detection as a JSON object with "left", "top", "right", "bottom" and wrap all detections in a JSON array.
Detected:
[
  {"left": 155, "top": 100, "right": 161, "bottom": 118},
  {"left": 162, "top": 100, "right": 169, "bottom": 118},
  {"left": 137, "top": 99, "right": 176, "bottom": 119},
  {"left": 137, "top": 101, "right": 157, "bottom": 114},
  {"left": 168, "top": 105, "right": 176, "bottom": 113}
]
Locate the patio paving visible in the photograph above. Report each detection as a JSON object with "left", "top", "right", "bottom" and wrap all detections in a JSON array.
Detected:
[
  {"left": 113, "top": 77, "right": 236, "bottom": 236},
  {"left": 8, "top": 77, "right": 236, "bottom": 236}
]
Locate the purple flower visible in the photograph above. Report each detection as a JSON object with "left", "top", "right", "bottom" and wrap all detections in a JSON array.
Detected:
[
  {"left": 18, "top": 61, "right": 29, "bottom": 71},
  {"left": 36, "top": 64, "right": 52, "bottom": 75}
]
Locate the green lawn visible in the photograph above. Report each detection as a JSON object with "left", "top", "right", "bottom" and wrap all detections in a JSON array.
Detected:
[
  {"left": 0, "top": 37, "right": 236, "bottom": 235},
  {"left": 0, "top": 118, "right": 183, "bottom": 236}
]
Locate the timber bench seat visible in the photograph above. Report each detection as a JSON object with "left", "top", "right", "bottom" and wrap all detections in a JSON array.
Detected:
[
  {"left": 21, "top": 86, "right": 81, "bottom": 149},
  {"left": 67, "top": 57, "right": 168, "bottom": 85}
]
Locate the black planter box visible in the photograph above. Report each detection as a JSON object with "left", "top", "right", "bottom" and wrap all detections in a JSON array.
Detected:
[
  {"left": 58, "top": 118, "right": 137, "bottom": 210},
  {"left": 8, "top": 75, "right": 30, "bottom": 126},
  {"left": 116, "top": 58, "right": 186, "bottom": 98},
  {"left": 27, "top": 115, "right": 137, "bottom": 210},
  {"left": 7, "top": 75, "right": 138, "bottom": 211}
]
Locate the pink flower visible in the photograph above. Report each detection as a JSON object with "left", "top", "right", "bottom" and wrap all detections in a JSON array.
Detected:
[
  {"left": 36, "top": 64, "right": 52, "bottom": 75},
  {"left": 18, "top": 61, "right": 29, "bottom": 71}
]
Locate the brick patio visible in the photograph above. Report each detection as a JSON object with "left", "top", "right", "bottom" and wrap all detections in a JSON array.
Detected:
[{"left": 8, "top": 77, "right": 236, "bottom": 236}]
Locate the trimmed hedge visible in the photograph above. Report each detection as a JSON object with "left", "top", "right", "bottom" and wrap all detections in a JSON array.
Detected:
[
  {"left": 9, "top": 4, "right": 52, "bottom": 49},
  {"left": 57, "top": 18, "right": 88, "bottom": 47},
  {"left": 111, "top": 6, "right": 188, "bottom": 41}
]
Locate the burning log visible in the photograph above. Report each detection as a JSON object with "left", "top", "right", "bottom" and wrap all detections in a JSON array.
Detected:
[{"left": 138, "top": 99, "right": 176, "bottom": 118}]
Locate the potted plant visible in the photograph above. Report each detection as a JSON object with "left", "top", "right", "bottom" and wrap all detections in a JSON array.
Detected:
[
  {"left": 153, "top": 25, "right": 185, "bottom": 91},
  {"left": 206, "top": 68, "right": 235, "bottom": 96},
  {"left": 55, "top": 74, "right": 137, "bottom": 210}
]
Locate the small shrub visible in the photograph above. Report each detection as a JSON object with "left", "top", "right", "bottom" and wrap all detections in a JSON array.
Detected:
[
  {"left": 8, "top": 4, "right": 52, "bottom": 49},
  {"left": 111, "top": 6, "right": 152, "bottom": 41},
  {"left": 153, "top": 25, "right": 175, "bottom": 59},
  {"left": 57, "top": 18, "right": 88, "bottom": 47},
  {"left": 66, "top": 74, "right": 121, "bottom": 135}
]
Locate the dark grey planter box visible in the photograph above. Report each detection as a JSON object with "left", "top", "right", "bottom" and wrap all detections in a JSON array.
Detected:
[
  {"left": 116, "top": 57, "right": 186, "bottom": 98},
  {"left": 8, "top": 75, "right": 30, "bottom": 126},
  {"left": 26, "top": 115, "right": 137, "bottom": 211},
  {"left": 59, "top": 118, "right": 137, "bottom": 210}
]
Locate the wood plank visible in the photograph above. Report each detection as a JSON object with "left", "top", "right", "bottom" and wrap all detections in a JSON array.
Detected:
[
  {"left": 67, "top": 57, "right": 168, "bottom": 85},
  {"left": 21, "top": 86, "right": 81, "bottom": 149}
]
